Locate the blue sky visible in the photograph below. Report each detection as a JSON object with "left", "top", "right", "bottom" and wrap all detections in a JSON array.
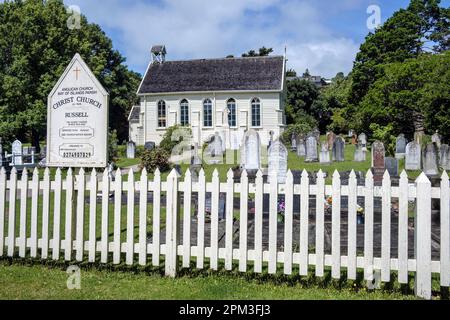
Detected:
[{"left": 22, "top": 1, "right": 450, "bottom": 77}]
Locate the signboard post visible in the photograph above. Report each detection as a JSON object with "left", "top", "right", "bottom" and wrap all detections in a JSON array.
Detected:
[{"left": 47, "top": 53, "right": 109, "bottom": 168}]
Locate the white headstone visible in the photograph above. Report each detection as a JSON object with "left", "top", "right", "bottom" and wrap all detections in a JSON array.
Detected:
[
  {"left": 47, "top": 53, "right": 109, "bottom": 167},
  {"left": 423, "top": 143, "right": 439, "bottom": 176},
  {"left": 291, "top": 134, "right": 297, "bottom": 151},
  {"left": 268, "top": 141, "right": 288, "bottom": 184},
  {"left": 405, "top": 141, "right": 421, "bottom": 171},
  {"left": 126, "top": 141, "right": 136, "bottom": 159},
  {"left": 354, "top": 143, "right": 366, "bottom": 162},
  {"left": 358, "top": 133, "right": 367, "bottom": 151},
  {"left": 241, "top": 130, "right": 261, "bottom": 170},
  {"left": 296, "top": 137, "right": 306, "bottom": 157},
  {"left": 432, "top": 131, "right": 441, "bottom": 149},
  {"left": 319, "top": 142, "right": 330, "bottom": 164},
  {"left": 12, "top": 139, "right": 23, "bottom": 166}
]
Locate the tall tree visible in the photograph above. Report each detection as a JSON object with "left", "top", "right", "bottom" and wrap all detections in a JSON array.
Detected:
[
  {"left": 349, "top": 0, "right": 448, "bottom": 106},
  {"left": 0, "top": 0, "right": 141, "bottom": 150},
  {"left": 285, "top": 79, "right": 320, "bottom": 124}
]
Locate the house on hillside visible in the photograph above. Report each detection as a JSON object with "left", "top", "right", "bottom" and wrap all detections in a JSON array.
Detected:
[{"left": 129, "top": 45, "right": 287, "bottom": 149}]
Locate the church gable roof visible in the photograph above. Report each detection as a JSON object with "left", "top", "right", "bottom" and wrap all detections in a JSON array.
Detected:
[{"left": 138, "top": 56, "right": 285, "bottom": 94}]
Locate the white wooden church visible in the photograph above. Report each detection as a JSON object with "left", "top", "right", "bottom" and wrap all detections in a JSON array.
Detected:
[{"left": 129, "top": 45, "right": 287, "bottom": 149}]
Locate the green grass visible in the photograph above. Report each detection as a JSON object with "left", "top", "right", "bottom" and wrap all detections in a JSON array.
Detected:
[
  {"left": 115, "top": 158, "right": 141, "bottom": 168},
  {"left": 0, "top": 260, "right": 423, "bottom": 300}
]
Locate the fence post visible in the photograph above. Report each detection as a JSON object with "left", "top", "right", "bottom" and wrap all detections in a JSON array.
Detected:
[
  {"left": 415, "top": 173, "right": 432, "bottom": 300},
  {"left": 165, "top": 169, "right": 180, "bottom": 277}
]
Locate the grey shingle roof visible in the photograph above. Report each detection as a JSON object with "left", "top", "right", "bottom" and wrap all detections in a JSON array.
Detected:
[
  {"left": 128, "top": 106, "right": 141, "bottom": 122},
  {"left": 138, "top": 56, "right": 284, "bottom": 94}
]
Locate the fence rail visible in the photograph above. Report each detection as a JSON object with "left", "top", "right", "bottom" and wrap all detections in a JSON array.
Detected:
[{"left": 0, "top": 166, "right": 449, "bottom": 300}]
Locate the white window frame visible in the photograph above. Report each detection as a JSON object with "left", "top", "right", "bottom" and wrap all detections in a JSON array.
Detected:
[
  {"left": 227, "top": 98, "right": 238, "bottom": 128},
  {"left": 157, "top": 100, "right": 167, "bottom": 129},
  {"left": 250, "top": 97, "right": 262, "bottom": 128},
  {"left": 203, "top": 98, "right": 214, "bottom": 128}
]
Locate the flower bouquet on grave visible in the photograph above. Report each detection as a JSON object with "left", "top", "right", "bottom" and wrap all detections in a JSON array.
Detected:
[
  {"left": 277, "top": 199, "right": 285, "bottom": 223},
  {"left": 324, "top": 196, "right": 333, "bottom": 214},
  {"left": 357, "top": 205, "right": 365, "bottom": 225}
]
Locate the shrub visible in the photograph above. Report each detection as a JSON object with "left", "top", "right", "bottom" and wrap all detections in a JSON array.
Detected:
[
  {"left": 108, "top": 129, "right": 119, "bottom": 160},
  {"left": 281, "top": 113, "right": 318, "bottom": 146},
  {"left": 140, "top": 147, "right": 171, "bottom": 173},
  {"left": 159, "top": 125, "right": 192, "bottom": 154}
]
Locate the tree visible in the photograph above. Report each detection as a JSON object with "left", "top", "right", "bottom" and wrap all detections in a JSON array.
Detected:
[
  {"left": 349, "top": 0, "right": 448, "bottom": 105},
  {"left": 302, "top": 69, "right": 311, "bottom": 78},
  {"left": 286, "top": 68, "right": 297, "bottom": 77},
  {"left": 0, "top": 0, "right": 141, "bottom": 150},
  {"left": 242, "top": 47, "right": 273, "bottom": 57},
  {"left": 357, "top": 52, "right": 450, "bottom": 141},
  {"left": 285, "top": 79, "right": 320, "bottom": 124}
]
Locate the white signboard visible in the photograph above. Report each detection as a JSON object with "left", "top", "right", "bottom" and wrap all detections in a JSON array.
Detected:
[{"left": 47, "top": 53, "right": 109, "bottom": 167}]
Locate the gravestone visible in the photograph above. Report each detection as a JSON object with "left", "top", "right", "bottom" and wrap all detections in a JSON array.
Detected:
[
  {"left": 305, "top": 135, "right": 318, "bottom": 162},
  {"left": 126, "top": 141, "right": 136, "bottom": 159},
  {"left": 414, "top": 132, "right": 425, "bottom": 146},
  {"left": 268, "top": 141, "right": 288, "bottom": 184},
  {"left": 395, "top": 134, "right": 407, "bottom": 159},
  {"left": 385, "top": 157, "right": 399, "bottom": 177},
  {"left": 358, "top": 133, "right": 367, "bottom": 151},
  {"left": 11, "top": 140, "right": 23, "bottom": 166},
  {"left": 348, "top": 129, "right": 354, "bottom": 138},
  {"left": 326, "top": 132, "right": 336, "bottom": 151},
  {"left": 432, "top": 131, "right": 441, "bottom": 149},
  {"left": 332, "top": 137, "right": 345, "bottom": 162},
  {"left": 354, "top": 143, "right": 366, "bottom": 162},
  {"left": 206, "top": 133, "right": 224, "bottom": 164},
  {"left": 144, "top": 141, "right": 156, "bottom": 151},
  {"left": 405, "top": 142, "right": 421, "bottom": 171},
  {"left": 351, "top": 133, "right": 358, "bottom": 145},
  {"left": 372, "top": 141, "right": 385, "bottom": 182},
  {"left": 319, "top": 142, "right": 330, "bottom": 164},
  {"left": 296, "top": 137, "right": 306, "bottom": 157},
  {"left": 268, "top": 131, "right": 274, "bottom": 149},
  {"left": 240, "top": 129, "right": 261, "bottom": 171},
  {"left": 291, "top": 134, "right": 297, "bottom": 151},
  {"left": 439, "top": 144, "right": 450, "bottom": 171},
  {"left": 190, "top": 144, "right": 202, "bottom": 183},
  {"left": 423, "top": 143, "right": 439, "bottom": 176}
]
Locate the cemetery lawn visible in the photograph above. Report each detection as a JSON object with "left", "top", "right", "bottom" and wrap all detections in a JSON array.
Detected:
[{"left": 0, "top": 260, "right": 420, "bottom": 300}]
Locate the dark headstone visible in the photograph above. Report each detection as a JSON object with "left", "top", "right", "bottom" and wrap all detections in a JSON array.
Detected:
[
  {"left": 385, "top": 157, "right": 399, "bottom": 177},
  {"left": 332, "top": 137, "right": 345, "bottom": 162},
  {"left": 144, "top": 141, "right": 156, "bottom": 151}
]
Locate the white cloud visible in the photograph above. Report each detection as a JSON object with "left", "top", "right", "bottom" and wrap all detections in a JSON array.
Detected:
[{"left": 64, "top": 0, "right": 360, "bottom": 78}]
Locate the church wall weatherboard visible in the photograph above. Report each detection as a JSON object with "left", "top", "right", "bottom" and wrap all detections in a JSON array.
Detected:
[{"left": 130, "top": 46, "right": 287, "bottom": 148}]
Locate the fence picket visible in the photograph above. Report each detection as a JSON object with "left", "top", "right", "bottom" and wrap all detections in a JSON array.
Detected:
[
  {"left": 88, "top": 169, "right": 97, "bottom": 263},
  {"left": 331, "top": 171, "right": 341, "bottom": 279},
  {"left": 284, "top": 170, "right": 294, "bottom": 275},
  {"left": 225, "top": 169, "right": 235, "bottom": 271},
  {"left": 381, "top": 171, "right": 391, "bottom": 282},
  {"left": 182, "top": 169, "right": 192, "bottom": 268},
  {"left": 196, "top": 169, "right": 206, "bottom": 269},
  {"left": 415, "top": 173, "right": 432, "bottom": 299},
  {"left": 165, "top": 169, "right": 179, "bottom": 277},
  {"left": 75, "top": 168, "right": 86, "bottom": 262},
  {"left": 113, "top": 169, "right": 122, "bottom": 264},
  {"left": 41, "top": 168, "right": 50, "bottom": 259},
  {"left": 0, "top": 168, "right": 6, "bottom": 256},
  {"left": 30, "top": 168, "right": 39, "bottom": 258},
  {"left": 239, "top": 170, "right": 248, "bottom": 272},
  {"left": 7, "top": 168, "right": 17, "bottom": 257},
  {"left": 398, "top": 171, "right": 409, "bottom": 284},
  {"left": 64, "top": 168, "right": 74, "bottom": 261},
  {"left": 126, "top": 169, "right": 135, "bottom": 265},
  {"left": 440, "top": 171, "right": 449, "bottom": 287},
  {"left": 138, "top": 168, "right": 148, "bottom": 266},
  {"left": 19, "top": 168, "right": 28, "bottom": 258},
  {"left": 211, "top": 169, "right": 220, "bottom": 271},
  {"left": 315, "top": 170, "right": 325, "bottom": 277},
  {"left": 347, "top": 170, "right": 357, "bottom": 280},
  {"left": 364, "top": 170, "right": 374, "bottom": 281},
  {"left": 268, "top": 172, "right": 278, "bottom": 274},
  {"left": 101, "top": 168, "right": 110, "bottom": 263},
  {"left": 152, "top": 169, "right": 161, "bottom": 266},
  {"left": 300, "top": 170, "right": 309, "bottom": 276},
  {"left": 254, "top": 170, "right": 264, "bottom": 273},
  {"left": 52, "top": 168, "right": 62, "bottom": 260}
]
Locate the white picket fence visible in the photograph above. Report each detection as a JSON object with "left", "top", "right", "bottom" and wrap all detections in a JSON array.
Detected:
[{"left": 0, "top": 166, "right": 449, "bottom": 300}]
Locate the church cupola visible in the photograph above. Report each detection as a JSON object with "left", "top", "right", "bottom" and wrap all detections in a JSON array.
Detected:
[{"left": 151, "top": 45, "right": 167, "bottom": 64}]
